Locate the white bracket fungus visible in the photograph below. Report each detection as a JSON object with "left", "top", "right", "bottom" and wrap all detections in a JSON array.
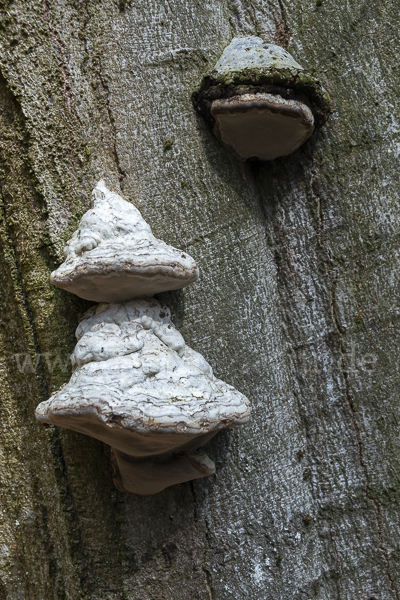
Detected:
[
  {"left": 38, "top": 182, "right": 251, "bottom": 494},
  {"left": 50, "top": 180, "right": 199, "bottom": 302},
  {"left": 193, "top": 36, "right": 331, "bottom": 161},
  {"left": 36, "top": 299, "right": 251, "bottom": 495}
]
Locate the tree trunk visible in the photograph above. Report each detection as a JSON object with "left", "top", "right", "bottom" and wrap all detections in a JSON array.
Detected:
[{"left": 0, "top": 0, "right": 399, "bottom": 598}]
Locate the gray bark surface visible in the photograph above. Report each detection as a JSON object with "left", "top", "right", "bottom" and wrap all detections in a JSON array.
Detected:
[{"left": 0, "top": 0, "right": 399, "bottom": 598}]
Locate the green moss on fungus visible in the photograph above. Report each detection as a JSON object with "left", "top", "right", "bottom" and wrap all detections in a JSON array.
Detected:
[
  {"left": 303, "top": 514, "right": 313, "bottom": 525},
  {"left": 193, "top": 66, "right": 332, "bottom": 128},
  {"left": 163, "top": 138, "right": 174, "bottom": 152}
]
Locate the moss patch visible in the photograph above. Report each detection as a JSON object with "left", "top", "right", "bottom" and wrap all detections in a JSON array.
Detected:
[{"left": 193, "top": 66, "right": 332, "bottom": 128}]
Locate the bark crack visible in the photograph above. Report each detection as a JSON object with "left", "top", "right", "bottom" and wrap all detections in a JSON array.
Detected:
[
  {"left": 202, "top": 514, "right": 216, "bottom": 600},
  {"left": 80, "top": 0, "right": 126, "bottom": 184},
  {"left": 190, "top": 481, "right": 216, "bottom": 600},
  {"left": 96, "top": 63, "right": 127, "bottom": 185},
  {"left": 329, "top": 523, "right": 343, "bottom": 599},
  {"left": 340, "top": 354, "right": 399, "bottom": 600},
  {"left": 202, "top": 564, "right": 216, "bottom": 600},
  {"left": 310, "top": 175, "right": 400, "bottom": 600},
  {"left": 275, "top": 0, "right": 292, "bottom": 49},
  {"left": 42, "top": 0, "right": 83, "bottom": 131},
  {"left": 41, "top": 0, "right": 84, "bottom": 197}
]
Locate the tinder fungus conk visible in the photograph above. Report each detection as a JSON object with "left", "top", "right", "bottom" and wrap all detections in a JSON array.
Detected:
[
  {"left": 36, "top": 299, "right": 251, "bottom": 495},
  {"left": 193, "top": 36, "right": 332, "bottom": 161},
  {"left": 50, "top": 181, "right": 199, "bottom": 302}
]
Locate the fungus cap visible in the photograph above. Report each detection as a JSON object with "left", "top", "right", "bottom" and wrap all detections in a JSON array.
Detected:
[
  {"left": 214, "top": 36, "right": 303, "bottom": 73},
  {"left": 193, "top": 36, "right": 331, "bottom": 157},
  {"left": 211, "top": 93, "right": 314, "bottom": 161},
  {"left": 35, "top": 299, "right": 251, "bottom": 493},
  {"left": 50, "top": 181, "right": 199, "bottom": 302}
]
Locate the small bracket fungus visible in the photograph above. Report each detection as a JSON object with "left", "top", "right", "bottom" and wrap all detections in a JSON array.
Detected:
[
  {"left": 50, "top": 181, "right": 199, "bottom": 302},
  {"left": 193, "top": 36, "right": 332, "bottom": 161},
  {"left": 36, "top": 300, "right": 251, "bottom": 495}
]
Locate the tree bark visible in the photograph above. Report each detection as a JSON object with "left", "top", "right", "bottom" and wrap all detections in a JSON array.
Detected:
[{"left": 0, "top": 0, "right": 399, "bottom": 598}]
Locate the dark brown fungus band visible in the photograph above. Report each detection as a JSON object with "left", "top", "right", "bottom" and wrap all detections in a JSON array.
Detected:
[{"left": 211, "top": 93, "right": 315, "bottom": 161}]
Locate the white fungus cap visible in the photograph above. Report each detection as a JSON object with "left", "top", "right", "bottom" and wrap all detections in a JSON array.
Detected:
[
  {"left": 35, "top": 299, "right": 251, "bottom": 457},
  {"left": 213, "top": 36, "right": 304, "bottom": 73},
  {"left": 50, "top": 181, "right": 199, "bottom": 302}
]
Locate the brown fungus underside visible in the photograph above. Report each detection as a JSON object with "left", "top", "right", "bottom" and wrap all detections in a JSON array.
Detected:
[{"left": 210, "top": 93, "right": 315, "bottom": 161}]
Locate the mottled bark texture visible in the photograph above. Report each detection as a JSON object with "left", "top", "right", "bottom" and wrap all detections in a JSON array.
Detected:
[{"left": 0, "top": 0, "right": 399, "bottom": 598}]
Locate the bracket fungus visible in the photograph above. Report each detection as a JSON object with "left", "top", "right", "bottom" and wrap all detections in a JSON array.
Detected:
[
  {"left": 38, "top": 180, "right": 251, "bottom": 494},
  {"left": 36, "top": 300, "right": 251, "bottom": 495},
  {"left": 50, "top": 180, "right": 199, "bottom": 302},
  {"left": 193, "top": 36, "right": 332, "bottom": 161}
]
